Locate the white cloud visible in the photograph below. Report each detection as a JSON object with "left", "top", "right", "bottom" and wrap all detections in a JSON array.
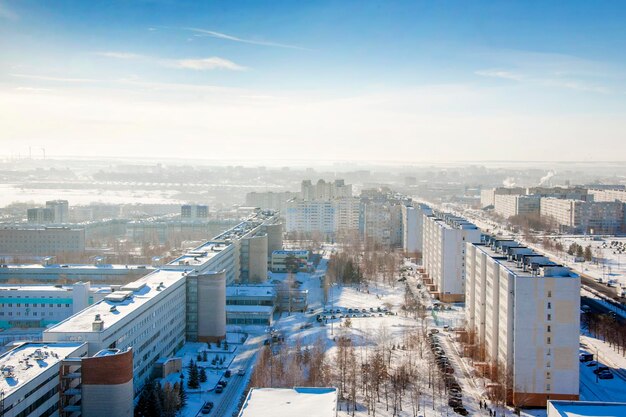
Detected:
[
  {"left": 95, "top": 51, "right": 147, "bottom": 60},
  {"left": 95, "top": 51, "right": 247, "bottom": 71},
  {"left": 475, "top": 69, "right": 525, "bottom": 81},
  {"left": 169, "top": 57, "right": 247, "bottom": 71},
  {"left": 185, "top": 28, "right": 307, "bottom": 50}
]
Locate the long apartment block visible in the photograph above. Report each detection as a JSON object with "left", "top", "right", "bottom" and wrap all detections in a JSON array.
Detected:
[
  {"left": 422, "top": 212, "right": 481, "bottom": 302},
  {"left": 465, "top": 236, "right": 580, "bottom": 407}
]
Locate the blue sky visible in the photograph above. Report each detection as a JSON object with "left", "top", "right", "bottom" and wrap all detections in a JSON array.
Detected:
[{"left": 1, "top": 0, "right": 625, "bottom": 162}]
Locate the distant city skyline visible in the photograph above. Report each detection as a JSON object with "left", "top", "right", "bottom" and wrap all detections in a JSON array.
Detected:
[{"left": 1, "top": 0, "right": 625, "bottom": 161}]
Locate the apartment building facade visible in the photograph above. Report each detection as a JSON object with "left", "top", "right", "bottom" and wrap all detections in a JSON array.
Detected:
[
  {"left": 465, "top": 237, "right": 580, "bottom": 406},
  {"left": 540, "top": 198, "right": 624, "bottom": 234},
  {"left": 422, "top": 212, "right": 481, "bottom": 302},
  {"left": 494, "top": 194, "right": 541, "bottom": 218}
]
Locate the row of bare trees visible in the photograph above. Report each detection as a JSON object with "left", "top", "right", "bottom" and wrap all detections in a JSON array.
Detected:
[{"left": 583, "top": 312, "right": 626, "bottom": 355}]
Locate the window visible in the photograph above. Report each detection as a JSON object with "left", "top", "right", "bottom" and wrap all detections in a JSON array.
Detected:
[
  {"left": 547, "top": 371, "right": 551, "bottom": 379},
  {"left": 547, "top": 337, "right": 551, "bottom": 345},
  {"left": 547, "top": 302, "right": 552, "bottom": 309},
  {"left": 547, "top": 325, "right": 551, "bottom": 332},
  {"left": 547, "top": 314, "right": 551, "bottom": 321},
  {"left": 548, "top": 290, "right": 552, "bottom": 298}
]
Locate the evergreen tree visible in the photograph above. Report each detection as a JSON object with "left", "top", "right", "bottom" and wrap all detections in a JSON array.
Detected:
[
  {"left": 576, "top": 245, "right": 584, "bottom": 258},
  {"left": 199, "top": 367, "right": 207, "bottom": 383},
  {"left": 202, "top": 350, "right": 208, "bottom": 362},
  {"left": 188, "top": 361, "right": 200, "bottom": 389},
  {"left": 177, "top": 374, "right": 187, "bottom": 408},
  {"left": 567, "top": 243, "right": 578, "bottom": 255},
  {"left": 584, "top": 245, "right": 593, "bottom": 262},
  {"left": 135, "top": 379, "right": 156, "bottom": 417}
]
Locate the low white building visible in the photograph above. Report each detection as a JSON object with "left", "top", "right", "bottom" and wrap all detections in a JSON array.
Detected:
[
  {"left": 547, "top": 400, "right": 626, "bottom": 417},
  {"left": 0, "top": 282, "right": 97, "bottom": 330},
  {"left": 238, "top": 387, "right": 338, "bottom": 417},
  {"left": 465, "top": 237, "right": 580, "bottom": 407}
]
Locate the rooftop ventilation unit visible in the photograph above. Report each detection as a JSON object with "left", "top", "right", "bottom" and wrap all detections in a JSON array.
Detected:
[{"left": 92, "top": 314, "right": 104, "bottom": 331}]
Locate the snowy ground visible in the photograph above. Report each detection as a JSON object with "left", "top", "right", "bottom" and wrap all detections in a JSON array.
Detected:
[{"left": 550, "top": 236, "right": 626, "bottom": 289}]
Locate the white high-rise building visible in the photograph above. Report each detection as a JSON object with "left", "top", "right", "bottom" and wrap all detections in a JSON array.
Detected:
[
  {"left": 422, "top": 212, "right": 481, "bottom": 302},
  {"left": 465, "top": 237, "right": 580, "bottom": 407},
  {"left": 401, "top": 205, "right": 418, "bottom": 253},
  {"left": 300, "top": 179, "right": 352, "bottom": 201},
  {"left": 46, "top": 200, "right": 69, "bottom": 223},
  {"left": 285, "top": 198, "right": 359, "bottom": 238}
]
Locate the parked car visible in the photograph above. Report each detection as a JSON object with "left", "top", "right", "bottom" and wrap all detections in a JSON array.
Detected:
[
  {"left": 224, "top": 369, "right": 231, "bottom": 378},
  {"left": 598, "top": 370, "right": 614, "bottom": 379},
  {"left": 593, "top": 366, "right": 610, "bottom": 375},
  {"left": 579, "top": 353, "right": 594, "bottom": 362},
  {"left": 201, "top": 401, "right": 214, "bottom": 414}
]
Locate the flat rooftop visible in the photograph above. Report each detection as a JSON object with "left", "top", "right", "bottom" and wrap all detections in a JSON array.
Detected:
[
  {"left": 0, "top": 264, "right": 153, "bottom": 272},
  {"left": 548, "top": 400, "right": 626, "bottom": 417},
  {"left": 474, "top": 243, "right": 577, "bottom": 279},
  {"left": 238, "top": 387, "right": 337, "bottom": 417},
  {"left": 44, "top": 268, "right": 189, "bottom": 334},
  {"left": 0, "top": 342, "right": 85, "bottom": 398}
]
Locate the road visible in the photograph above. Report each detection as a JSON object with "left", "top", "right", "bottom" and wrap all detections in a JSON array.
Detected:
[{"left": 207, "top": 334, "right": 264, "bottom": 417}]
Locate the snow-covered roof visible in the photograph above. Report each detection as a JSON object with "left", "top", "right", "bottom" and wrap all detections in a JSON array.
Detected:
[
  {"left": 548, "top": 400, "right": 626, "bottom": 417},
  {"left": 238, "top": 387, "right": 337, "bottom": 417},
  {"left": 0, "top": 342, "right": 85, "bottom": 398}
]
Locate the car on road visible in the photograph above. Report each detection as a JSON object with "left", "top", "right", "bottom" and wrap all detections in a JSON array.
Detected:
[
  {"left": 201, "top": 401, "right": 214, "bottom": 414},
  {"left": 224, "top": 370, "right": 231, "bottom": 378},
  {"left": 579, "top": 353, "right": 594, "bottom": 362},
  {"left": 593, "top": 366, "right": 610, "bottom": 375},
  {"left": 238, "top": 368, "right": 246, "bottom": 376},
  {"left": 598, "top": 370, "right": 614, "bottom": 379},
  {"left": 215, "top": 385, "right": 223, "bottom": 394},
  {"left": 218, "top": 380, "right": 227, "bottom": 387}
]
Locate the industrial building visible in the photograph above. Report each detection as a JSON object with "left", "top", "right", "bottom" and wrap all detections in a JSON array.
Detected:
[
  {"left": 421, "top": 212, "right": 481, "bottom": 302},
  {"left": 465, "top": 237, "right": 580, "bottom": 406},
  {"left": 0, "top": 226, "right": 85, "bottom": 255}
]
